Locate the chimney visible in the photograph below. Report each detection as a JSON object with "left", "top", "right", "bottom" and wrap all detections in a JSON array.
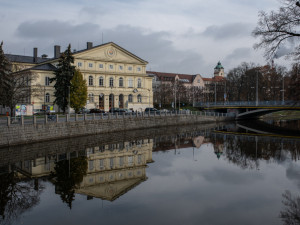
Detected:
[
  {"left": 33, "top": 47, "right": 38, "bottom": 63},
  {"left": 87, "top": 42, "right": 93, "bottom": 49},
  {"left": 54, "top": 45, "right": 61, "bottom": 58}
]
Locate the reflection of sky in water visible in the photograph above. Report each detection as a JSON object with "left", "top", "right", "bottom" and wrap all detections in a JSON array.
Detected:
[{"left": 15, "top": 142, "right": 300, "bottom": 225}]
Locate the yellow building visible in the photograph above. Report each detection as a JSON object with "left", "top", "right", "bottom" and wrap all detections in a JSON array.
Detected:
[{"left": 6, "top": 42, "right": 153, "bottom": 113}]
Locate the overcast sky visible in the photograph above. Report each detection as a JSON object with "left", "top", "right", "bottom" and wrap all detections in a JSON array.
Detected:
[{"left": 0, "top": 0, "right": 288, "bottom": 77}]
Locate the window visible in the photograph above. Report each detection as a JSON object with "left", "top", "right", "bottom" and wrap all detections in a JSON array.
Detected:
[
  {"left": 99, "top": 64, "right": 103, "bottom": 69},
  {"left": 137, "top": 94, "right": 142, "bottom": 103},
  {"left": 119, "top": 156, "right": 124, "bottom": 167},
  {"left": 128, "top": 94, "right": 133, "bottom": 103},
  {"left": 45, "top": 77, "right": 50, "bottom": 86},
  {"left": 89, "top": 76, "right": 93, "bottom": 86},
  {"left": 128, "top": 156, "right": 133, "bottom": 166},
  {"left": 119, "top": 77, "right": 123, "bottom": 87},
  {"left": 89, "top": 93, "right": 94, "bottom": 103},
  {"left": 78, "top": 62, "right": 82, "bottom": 67},
  {"left": 128, "top": 66, "right": 133, "bottom": 71},
  {"left": 99, "top": 76, "right": 104, "bottom": 86},
  {"left": 110, "top": 158, "right": 114, "bottom": 169},
  {"left": 128, "top": 78, "right": 133, "bottom": 88},
  {"left": 137, "top": 67, "right": 141, "bottom": 72},
  {"left": 109, "top": 64, "right": 114, "bottom": 70},
  {"left": 89, "top": 63, "right": 93, "bottom": 68},
  {"left": 45, "top": 93, "right": 50, "bottom": 103},
  {"left": 99, "top": 159, "right": 105, "bottom": 169},
  {"left": 88, "top": 160, "right": 94, "bottom": 171},
  {"left": 137, "top": 78, "right": 142, "bottom": 88},
  {"left": 119, "top": 65, "right": 123, "bottom": 70},
  {"left": 198, "top": 79, "right": 201, "bottom": 83},
  {"left": 109, "top": 77, "right": 114, "bottom": 87}
]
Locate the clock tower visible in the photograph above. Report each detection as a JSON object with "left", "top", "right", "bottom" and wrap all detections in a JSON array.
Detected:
[{"left": 214, "top": 61, "right": 224, "bottom": 77}]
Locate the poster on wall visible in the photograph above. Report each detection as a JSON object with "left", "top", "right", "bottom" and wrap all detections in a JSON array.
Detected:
[{"left": 15, "top": 104, "right": 33, "bottom": 116}]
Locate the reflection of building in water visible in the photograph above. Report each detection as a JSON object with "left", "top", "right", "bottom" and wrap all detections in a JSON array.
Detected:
[
  {"left": 75, "top": 139, "right": 153, "bottom": 201},
  {"left": 12, "top": 138, "right": 154, "bottom": 201},
  {"left": 153, "top": 134, "right": 206, "bottom": 152}
]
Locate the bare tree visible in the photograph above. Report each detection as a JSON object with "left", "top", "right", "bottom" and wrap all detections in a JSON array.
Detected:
[
  {"left": 253, "top": 0, "right": 300, "bottom": 60},
  {"left": 279, "top": 190, "right": 300, "bottom": 225}
]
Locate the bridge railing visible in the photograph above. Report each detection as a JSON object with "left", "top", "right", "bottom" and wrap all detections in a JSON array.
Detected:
[{"left": 195, "top": 100, "right": 298, "bottom": 107}]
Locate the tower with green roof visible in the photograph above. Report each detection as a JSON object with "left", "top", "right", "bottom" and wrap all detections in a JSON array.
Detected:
[{"left": 214, "top": 61, "right": 225, "bottom": 77}]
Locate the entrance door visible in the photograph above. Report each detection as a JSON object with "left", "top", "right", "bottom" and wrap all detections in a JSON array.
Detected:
[
  {"left": 119, "top": 94, "right": 124, "bottom": 108},
  {"left": 109, "top": 94, "right": 114, "bottom": 109},
  {"left": 99, "top": 94, "right": 104, "bottom": 110}
]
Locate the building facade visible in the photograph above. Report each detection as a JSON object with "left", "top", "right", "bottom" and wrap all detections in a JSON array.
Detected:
[{"left": 6, "top": 42, "right": 153, "bottom": 113}]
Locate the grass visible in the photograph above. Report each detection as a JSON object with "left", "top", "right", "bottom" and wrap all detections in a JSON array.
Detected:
[{"left": 263, "top": 110, "right": 300, "bottom": 120}]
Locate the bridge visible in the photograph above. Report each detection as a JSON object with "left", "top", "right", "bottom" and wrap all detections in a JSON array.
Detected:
[{"left": 195, "top": 100, "right": 300, "bottom": 119}]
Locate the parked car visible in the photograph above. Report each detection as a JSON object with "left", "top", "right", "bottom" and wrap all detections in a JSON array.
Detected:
[
  {"left": 33, "top": 109, "right": 46, "bottom": 115},
  {"left": 109, "top": 108, "right": 127, "bottom": 114},
  {"left": 89, "top": 108, "right": 105, "bottom": 114},
  {"left": 145, "top": 107, "right": 158, "bottom": 113},
  {"left": 78, "top": 108, "right": 90, "bottom": 114}
]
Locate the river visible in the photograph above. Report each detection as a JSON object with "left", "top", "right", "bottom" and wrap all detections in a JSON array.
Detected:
[{"left": 0, "top": 121, "right": 299, "bottom": 225}]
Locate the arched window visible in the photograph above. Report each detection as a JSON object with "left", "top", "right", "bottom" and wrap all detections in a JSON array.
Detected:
[
  {"left": 99, "top": 76, "right": 104, "bottom": 86},
  {"left": 45, "top": 93, "right": 50, "bottom": 103},
  {"left": 89, "top": 93, "right": 94, "bottom": 103},
  {"left": 119, "top": 77, "right": 124, "bottom": 87},
  {"left": 109, "top": 77, "right": 114, "bottom": 87},
  {"left": 128, "top": 94, "right": 133, "bottom": 103},
  {"left": 128, "top": 78, "right": 133, "bottom": 88},
  {"left": 137, "top": 94, "right": 142, "bottom": 103},
  {"left": 89, "top": 76, "right": 93, "bottom": 86},
  {"left": 137, "top": 78, "right": 142, "bottom": 88}
]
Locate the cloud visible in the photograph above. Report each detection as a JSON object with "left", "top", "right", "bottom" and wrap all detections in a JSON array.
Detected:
[
  {"left": 16, "top": 20, "right": 99, "bottom": 40},
  {"left": 202, "top": 23, "right": 253, "bottom": 40}
]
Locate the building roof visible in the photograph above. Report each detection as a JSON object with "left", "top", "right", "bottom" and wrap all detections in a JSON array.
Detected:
[
  {"left": 215, "top": 61, "right": 224, "bottom": 70},
  {"left": 147, "top": 71, "right": 200, "bottom": 83},
  {"left": 5, "top": 54, "right": 50, "bottom": 64},
  {"left": 30, "top": 63, "right": 57, "bottom": 71}
]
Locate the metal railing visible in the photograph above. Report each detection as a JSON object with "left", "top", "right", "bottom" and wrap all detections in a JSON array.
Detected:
[
  {"left": 0, "top": 110, "right": 232, "bottom": 127},
  {"left": 195, "top": 100, "right": 299, "bottom": 107}
]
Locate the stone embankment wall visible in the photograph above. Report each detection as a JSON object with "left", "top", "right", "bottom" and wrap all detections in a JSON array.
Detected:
[{"left": 0, "top": 114, "right": 231, "bottom": 147}]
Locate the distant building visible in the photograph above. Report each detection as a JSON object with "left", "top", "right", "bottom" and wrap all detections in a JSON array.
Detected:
[{"left": 5, "top": 42, "right": 153, "bottom": 113}]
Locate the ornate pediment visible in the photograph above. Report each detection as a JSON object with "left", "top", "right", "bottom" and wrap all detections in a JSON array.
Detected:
[{"left": 74, "top": 42, "right": 147, "bottom": 65}]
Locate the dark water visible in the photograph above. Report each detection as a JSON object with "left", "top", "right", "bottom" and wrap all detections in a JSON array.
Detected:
[{"left": 0, "top": 121, "right": 300, "bottom": 225}]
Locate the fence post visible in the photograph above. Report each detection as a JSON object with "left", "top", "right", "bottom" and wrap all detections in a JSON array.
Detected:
[
  {"left": 56, "top": 114, "right": 59, "bottom": 123},
  {"left": 92, "top": 113, "right": 95, "bottom": 120},
  {"left": 33, "top": 115, "right": 36, "bottom": 125},
  {"left": 7, "top": 116, "right": 10, "bottom": 126},
  {"left": 75, "top": 114, "right": 78, "bottom": 121}
]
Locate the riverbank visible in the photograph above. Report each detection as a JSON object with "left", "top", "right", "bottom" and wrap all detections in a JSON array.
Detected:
[{"left": 0, "top": 114, "right": 232, "bottom": 147}]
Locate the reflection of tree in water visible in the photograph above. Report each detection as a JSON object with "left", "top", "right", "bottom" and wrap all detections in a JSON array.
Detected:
[
  {"left": 279, "top": 190, "right": 300, "bottom": 225},
  {"left": 0, "top": 171, "right": 42, "bottom": 225},
  {"left": 209, "top": 134, "right": 300, "bottom": 170},
  {"left": 51, "top": 156, "right": 87, "bottom": 209}
]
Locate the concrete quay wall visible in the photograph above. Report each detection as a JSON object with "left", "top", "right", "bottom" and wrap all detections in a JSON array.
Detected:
[{"left": 0, "top": 114, "right": 230, "bottom": 147}]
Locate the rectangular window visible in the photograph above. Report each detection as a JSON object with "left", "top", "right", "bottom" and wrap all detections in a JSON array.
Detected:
[
  {"left": 110, "top": 158, "right": 114, "bottom": 169},
  {"left": 119, "top": 65, "right": 123, "bottom": 70},
  {"left": 119, "top": 156, "right": 124, "bottom": 167},
  {"left": 128, "top": 156, "right": 133, "bottom": 166},
  {"left": 99, "top": 64, "right": 103, "bottom": 69},
  {"left": 88, "top": 160, "right": 94, "bottom": 171},
  {"left": 109, "top": 64, "right": 114, "bottom": 70},
  {"left": 128, "top": 79, "right": 133, "bottom": 88},
  {"left": 99, "top": 159, "right": 105, "bottom": 169},
  {"left": 89, "top": 63, "right": 93, "bottom": 68},
  {"left": 128, "top": 66, "right": 132, "bottom": 71},
  {"left": 45, "top": 77, "right": 50, "bottom": 86},
  {"left": 78, "top": 62, "right": 82, "bottom": 67},
  {"left": 137, "top": 67, "right": 141, "bottom": 72}
]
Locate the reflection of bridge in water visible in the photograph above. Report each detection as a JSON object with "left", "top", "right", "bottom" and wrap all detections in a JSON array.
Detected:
[{"left": 196, "top": 101, "right": 300, "bottom": 119}]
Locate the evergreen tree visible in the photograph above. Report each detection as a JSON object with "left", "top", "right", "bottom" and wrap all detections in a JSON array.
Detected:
[
  {"left": 0, "top": 41, "right": 12, "bottom": 106},
  {"left": 70, "top": 69, "right": 87, "bottom": 113},
  {"left": 51, "top": 44, "right": 75, "bottom": 113}
]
